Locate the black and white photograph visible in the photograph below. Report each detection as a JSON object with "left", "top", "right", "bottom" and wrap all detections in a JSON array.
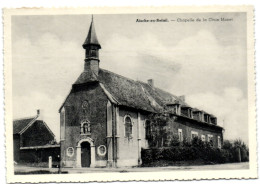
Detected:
[{"left": 3, "top": 6, "right": 256, "bottom": 182}]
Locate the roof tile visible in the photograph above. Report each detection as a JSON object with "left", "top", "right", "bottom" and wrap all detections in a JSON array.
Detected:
[{"left": 13, "top": 117, "right": 35, "bottom": 134}]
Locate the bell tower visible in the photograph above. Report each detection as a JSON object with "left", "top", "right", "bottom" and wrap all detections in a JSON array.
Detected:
[{"left": 82, "top": 15, "right": 101, "bottom": 76}]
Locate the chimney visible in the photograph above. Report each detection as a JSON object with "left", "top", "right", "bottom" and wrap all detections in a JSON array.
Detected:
[
  {"left": 37, "top": 109, "right": 44, "bottom": 121},
  {"left": 148, "top": 79, "right": 154, "bottom": 88},
  {"left": 179, "top": 95, "right": 185, "bottom": 102}
]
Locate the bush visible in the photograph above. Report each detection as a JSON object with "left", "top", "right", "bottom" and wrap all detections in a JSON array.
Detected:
[
  {"left": 141, "top": 148, "right": 153, "bottom": 164},
  {"left": 141, "top": 138, "right": 249, "bottom": 166},
  {"left": 222, "top": 139, "right": 249, "bottom": 162}
]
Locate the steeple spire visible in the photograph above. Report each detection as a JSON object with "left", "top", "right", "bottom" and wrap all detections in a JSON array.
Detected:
[
  {"left": 82, "top": 15, "right": 101, "bottom": 49},
  {"left": 82, "top": 15, "right": 101, "bottom": 76}
]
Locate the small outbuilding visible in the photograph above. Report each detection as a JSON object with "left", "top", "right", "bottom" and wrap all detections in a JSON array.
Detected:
[{"left": 13, "top": 110, "right": 60, "bottom": 163}]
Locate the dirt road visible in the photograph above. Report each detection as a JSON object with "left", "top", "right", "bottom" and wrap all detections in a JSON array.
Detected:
[{"left": 14, "top": 162, "right": 249, "bottom": 174}]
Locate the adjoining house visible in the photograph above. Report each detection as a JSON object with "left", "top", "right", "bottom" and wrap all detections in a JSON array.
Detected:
[
  {"left": 59, "top": 17, "right": 224, "bottom": 168},
  {"left": 13, "top": 110, "right": 60, "bottom": 163}
]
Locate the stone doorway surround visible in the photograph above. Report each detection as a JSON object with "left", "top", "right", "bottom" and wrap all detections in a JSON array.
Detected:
[{"left": 76, "top": 138, "right": 96, "bottom": 168}]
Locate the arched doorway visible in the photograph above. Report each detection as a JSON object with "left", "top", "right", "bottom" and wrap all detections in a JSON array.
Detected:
[
  {"left": 81, "top": 142, "right": 91, "bottom": 167},
  {"left": 76, "top": 138, "right": 96, "bottom": 168}
]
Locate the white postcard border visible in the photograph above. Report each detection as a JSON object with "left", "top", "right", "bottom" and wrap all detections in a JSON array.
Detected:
[{"left": 4, "top": 6, "right": 257, "bottom": 183}]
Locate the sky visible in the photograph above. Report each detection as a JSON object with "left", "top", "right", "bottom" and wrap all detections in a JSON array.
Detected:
[{"left": 12, "top": 13, "right": 248, "bottom": 144}]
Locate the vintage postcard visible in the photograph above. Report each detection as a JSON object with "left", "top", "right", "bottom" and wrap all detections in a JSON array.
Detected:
[{"left": 4, "top": 6, "right": 256, "bottom": 183}]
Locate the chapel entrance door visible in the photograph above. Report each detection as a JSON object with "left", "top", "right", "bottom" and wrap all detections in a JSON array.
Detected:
[{"left": 81, "top": 142, "right": 91, "bottom": 167}]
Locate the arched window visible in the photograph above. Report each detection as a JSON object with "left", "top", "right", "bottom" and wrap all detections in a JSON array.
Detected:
[
  {"left": 81, "top": 120, "right": 91, "bottom": 134},
  {"left": 145, "top": 120, "right": 151, "bottom": 139},
  {"left": 124, "top": 116, "right": 133, "bottom": 138}
]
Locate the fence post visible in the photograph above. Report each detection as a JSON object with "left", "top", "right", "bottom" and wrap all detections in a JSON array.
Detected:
[{"left": 48, "top": 156, "right": 52, "bottom": 169}]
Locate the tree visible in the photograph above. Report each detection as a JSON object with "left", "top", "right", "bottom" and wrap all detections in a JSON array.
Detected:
[
  {"left": 147, "top": 113, "right": 170, "bottom": 148},
  {"left": 233, "top": 139, "right": 249, "bottom": 162},
  {"left": 223, "top": 140, "right": 233, "bottom": 150}
]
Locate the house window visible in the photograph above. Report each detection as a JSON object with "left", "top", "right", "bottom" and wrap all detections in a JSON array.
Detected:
[
  {"left": 218, "top": 136, "right": 221, "bottom": 148},
  {"left": 181, "top": 107, "right": 188, "bottom": 117},
  {"left": 211, "top": 117, "right": 217, "bottom": 125},
  {"left": 145, "top": 120, "right": 151, "bottom": 139},
  {"left": 201, "top": 135, "right": 206, "bottom": 142},
  {"left": 208, "top": 134, "right": 214, "bottom": 146},
  {"left": 181, "top": 107, "right": 193, "bottom": 118},
  {"left": 67, "top": 147, "right": 74, "bottom": 157},
  {"left": 193, "top": 112, "right": 200, "bottom": 121},
  {"left": 189, "top": 109, "right": 193, "bottom": 118},
  {"left": 204, "top": 114, "right": 208, "bottom": 122},
  {"left": 174, "top": 104, "right": 180, "bottom": 114},
  {"left": 178, "top": 129, "right": 183, "bottom": 142},
  {"left": 81, "top": 120, "right": 91, "bottom": 134},
  {"left": 191, "top": 131, "right": 198, "bottom": 140},
  {"left": 124, "top": 116, "right": 133, "bottom": 138}
]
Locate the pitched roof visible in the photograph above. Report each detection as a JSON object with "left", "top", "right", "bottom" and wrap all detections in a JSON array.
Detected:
[
  {"left": 59, "top": 68, "right": 221, "bottom": 128},
  {"left": 82, "top": 17, "right": 101, "bottom": 49},
  {"left": 74, "top": 70, "right": 98, "bottom": 85},
  {"left": 192, "top": 108, "right": 201, "bottom": 112},
  {"left": 98, "top": 69, "right": 160, "bottom": 112},
  {"left": 13, "top": 116, "right": 37, "bottom": 134},
  {"left": 70, "top": 68, "right": 199, "bottom": 113},
  {"left": 13, "top": 116, "right": 55, "bottom": 137},
  {"left": 139, "top": 81, "right": 189, "bottom": 107}
]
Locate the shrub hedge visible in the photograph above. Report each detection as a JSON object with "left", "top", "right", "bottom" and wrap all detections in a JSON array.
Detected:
[{"left": 141, "top": 138, "right": 249, "bottom": 166}]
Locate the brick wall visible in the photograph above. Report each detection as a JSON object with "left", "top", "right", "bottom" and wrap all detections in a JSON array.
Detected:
[
  {"left": 161, "top": 115, "right": 223, "bottom": 148},
  {"left": 116, "top": 108, "right": 223, "bottom": 166},
  {"left": 60, "top": 82, "right": 223, "bottom": 167},
  {"left": 61, "top": 82, "right": 108, "bottom": 167}
]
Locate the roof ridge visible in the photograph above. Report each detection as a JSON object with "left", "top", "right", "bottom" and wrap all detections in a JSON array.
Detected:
[
  {"left": 13, "top": 115, "right": 37, "bottom": 121},
  {"left": 18, "top": 115, "right": 39, "bottom": 134}
]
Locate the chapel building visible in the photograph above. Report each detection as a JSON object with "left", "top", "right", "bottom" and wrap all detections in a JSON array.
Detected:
[{"left": 59, "top": 17, "right": 224, "bottom": 168}]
